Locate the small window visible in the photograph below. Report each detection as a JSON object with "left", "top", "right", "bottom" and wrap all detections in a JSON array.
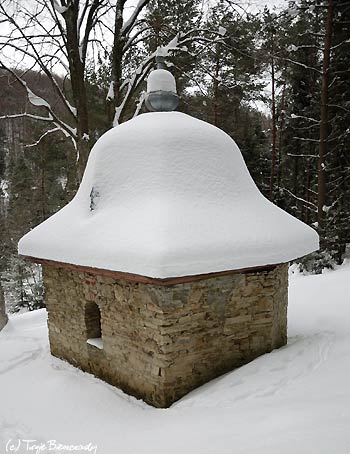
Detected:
[{"left": 85, "top": 302, "right": 103, "bottom": 349}]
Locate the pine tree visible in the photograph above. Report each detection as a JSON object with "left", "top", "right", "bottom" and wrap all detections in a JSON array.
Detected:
[{"left": 322, "top": 0, "right": 350, "bottom": 263}]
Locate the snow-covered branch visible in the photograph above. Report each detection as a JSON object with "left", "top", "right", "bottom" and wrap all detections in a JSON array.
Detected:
[
  {"left": 121, "top": 0, "right": 151, "bottom": 37},
  {"left": 292, "top": 136, "right": 320, "bottom": 143},
  {"left": 328, "top": 104, "right": 350, "bottom": 113},
  {"left": 331, "top": 38, "right": 350, "bottom": 50},
  {"left": 0, "top": 113, "right": 53, "bottom": 122},
  {"left": 0, "top": 62, "right": 76, "bottom": 140},
  {"left": 0, "top": 3, "right": 77, "bottom": 121},
  {"left": 287, "top": 153, "right": 318, "bottom": 158},
  {"left": 282, "top": 188, "right": 317, "bottom": 211},
  {"left": 123, "top": 26, "right": 153, "bottom": 52},
  {"left": 133, "top": 91, "right": 146, "bottom": 118},
  {"left": 24, "top": 128, "right": 61, "bottom": 148},
  {"left": 273, "top": 55, "right": 322, "bottom": 74},
  {"left": 113, "top": 57, "right": 153, "bottom": 126},
  {"left": 53, "top": 0, "right": 69, "bottom": 15},
  {"left": 289, "top": 113, "right": 320, "bottom": 123},
  {"left": 0, "top": 61, "right": 77, "bottom": 154}
]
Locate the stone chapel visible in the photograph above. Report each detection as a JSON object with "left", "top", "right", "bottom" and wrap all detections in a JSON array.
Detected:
[{"left": 18, "top": 60, "right": 318, "bottom": 407}]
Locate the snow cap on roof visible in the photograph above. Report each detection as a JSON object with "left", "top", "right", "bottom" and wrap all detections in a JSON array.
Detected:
[
  {"left": 147, "top": 68, "right": 176, "bottom": 94},
  {"left": 18, "top": 111, "right": 319, "bottom": 279}
]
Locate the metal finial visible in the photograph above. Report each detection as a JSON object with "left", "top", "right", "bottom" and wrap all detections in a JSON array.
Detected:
[
  {"left": 155, "top": 55, "right": 166, "bottom": 69},
  {"left": 145, "top": 56, "right": 178, "bottom": 112}
]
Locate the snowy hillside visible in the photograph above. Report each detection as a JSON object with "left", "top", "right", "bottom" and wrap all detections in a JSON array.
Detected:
[{"left": 1, "top": 263, "right": 350, "bottom": 454}]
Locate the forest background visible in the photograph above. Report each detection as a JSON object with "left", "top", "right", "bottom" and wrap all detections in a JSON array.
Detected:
[{"left": 0, "top": 0, "right": 349, "bottom": 312}]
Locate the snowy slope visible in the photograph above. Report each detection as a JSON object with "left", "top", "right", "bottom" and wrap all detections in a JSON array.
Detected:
[
  {"left": 19, "top": 112, "right": 318, "bottom": 278},
  {"left": 1, "top": 263, "right": 350, "bottom": 454}
]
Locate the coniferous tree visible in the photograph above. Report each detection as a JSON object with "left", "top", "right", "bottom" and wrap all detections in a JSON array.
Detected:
[{"left": 322, "top": 0, "right": 350, "bottom": 263}]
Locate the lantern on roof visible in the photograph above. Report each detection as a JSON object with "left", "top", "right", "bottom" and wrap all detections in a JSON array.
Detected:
[{"left": 145, "top": 56, "right": 178, "bottom": 112}]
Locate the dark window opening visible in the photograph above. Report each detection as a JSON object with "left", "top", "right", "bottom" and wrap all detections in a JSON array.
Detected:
[{"left": 85, "top": 302, "right": 103, "bottom": 349}]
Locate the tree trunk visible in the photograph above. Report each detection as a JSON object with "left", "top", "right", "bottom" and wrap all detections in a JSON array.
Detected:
[
  {"left": 277, "top": 79, "right": 287, "bottom": 194},
  {"left": 318, "top": 0, "right": 333, "bottom": 228},
  {"left": 64, "top": 4, "right": 90, "bottom": 182},
  {"left": 269, "top": 56, "right": 277, "bottom": 200},
  {"left": 305, "top": 158, "right": 311, "bottom": 224},
  {"left": 212, "top": 45, "right": 220, "bottom": 127},
  {"left": 293, "top": 154, "right": 299, "bottom": 204},
  {"left": 110, "top": 0, "right": 126, "bottom": 126},
  {"left": 40, "top": 143, "right": 46, "bottom": 221},
  {"left": 0, "top": 280, "right": 7, "bottom": 331},
  {"left": 76, "top": 138, "right": 90, "bottom": 183}
]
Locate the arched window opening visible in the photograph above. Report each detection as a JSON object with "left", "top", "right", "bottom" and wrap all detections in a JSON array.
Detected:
[{"left": 85, "top": 302, "right": 103, "bottom": 349}]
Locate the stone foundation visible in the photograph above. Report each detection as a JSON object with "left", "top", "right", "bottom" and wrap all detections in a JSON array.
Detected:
[{"left": 43, "top": 263, "right": 288, "bottom": 407}]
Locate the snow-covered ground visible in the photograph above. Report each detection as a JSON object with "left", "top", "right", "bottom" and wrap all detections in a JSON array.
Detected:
[{"left": 1, "top": 263, "right": 350, "bottom": 454}]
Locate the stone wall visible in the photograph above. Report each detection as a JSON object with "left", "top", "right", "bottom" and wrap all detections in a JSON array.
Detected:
[
  {"left": 0, "top": 283, "right": 8, "bottom": 331},
  {"left": 43, "top": 263, "right": 288, "bottom": 408}
]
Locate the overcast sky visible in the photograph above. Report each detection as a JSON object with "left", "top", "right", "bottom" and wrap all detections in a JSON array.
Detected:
[{"left": 245, "top": 0, "right": 286, "bottom": 12}]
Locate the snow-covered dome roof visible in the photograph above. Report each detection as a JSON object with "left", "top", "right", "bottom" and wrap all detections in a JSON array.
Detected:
[{"left": 18, "top": 111, "right": 319, "bottom": 278}]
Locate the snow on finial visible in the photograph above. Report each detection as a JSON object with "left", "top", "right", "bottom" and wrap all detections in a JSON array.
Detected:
[{"left": 145, "top": 55, "right": 178, "bottom": 112}]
